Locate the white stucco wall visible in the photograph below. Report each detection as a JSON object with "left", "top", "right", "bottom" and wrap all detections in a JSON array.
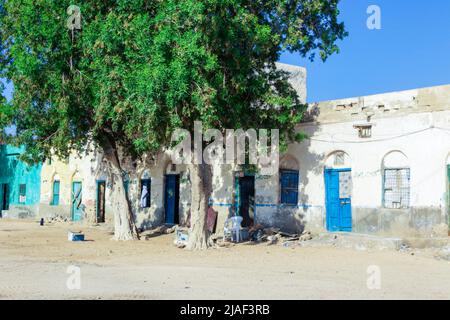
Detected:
[
  {"left": 296, "top": 111, "right": 450, "bottom": 208},
  {"left": 291, "top": 84, "right": 450, "bottom": 235},
  {"left": 37, "top": 69, "right": 449, "bottom": 237}
]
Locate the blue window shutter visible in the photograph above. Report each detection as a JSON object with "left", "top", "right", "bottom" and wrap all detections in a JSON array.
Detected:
[
  {"left": 52, "top": 181, "right": 60, "bottom": 206},
  {"left": 280, "top": 170, "right": 299, "bottom": 206}
]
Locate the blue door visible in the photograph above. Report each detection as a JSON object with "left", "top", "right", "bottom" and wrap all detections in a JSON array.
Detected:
[
  {"left": 325, "top": 169, "right": 352, "bottom": 232},
  {"left": 72, "top": 182, "right": 83, "bottom": 221},
  {"left": 164, "top": 175, "right": 179, "bottom": 224}
]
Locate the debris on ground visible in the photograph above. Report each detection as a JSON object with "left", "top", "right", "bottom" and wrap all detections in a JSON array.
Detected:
[
  {"left": 251, "top": 229, "right": 267, "bottom": 242},
  {"left": 299, "top": 231, "right": 313, "bottom": 242},
  {"left": 215, "top": 239, "right": 234, "bottom": 248},
  {"left": 197, "top": 223, "right": 316, "bottom": 248},
  {"left": 263, "top": 227, "right": 281, "bottom": 236},
  {"left": 249, "top": 226, "right": 314, "bottom": 246},
  {"left": 399, "top": 243, "right": 410, "bottom": 252},
  {"left": 141, "top": 224, "right": 177, "bottom": 240},
  {"left": 435, "top": 246, "right": 450, "bottom": 261},
  {"left": 249, "top": 224, "right": 266, "bottom": 242},
  {"left": 267, "top": 229, "right": 313, "bottom": 246},
  {"left": 46, "top": 216, "right": 69, "bottom": 224},
  {"left": 165, "top": 225, "right": 177, "bottom": 234},
  {"left": 266, "top": 234, "right": 281, "bottom": 246}
]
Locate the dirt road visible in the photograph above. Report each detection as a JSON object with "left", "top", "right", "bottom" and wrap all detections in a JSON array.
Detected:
[{"left": 0, "top": 220, "right": 448, "bottom": 300}]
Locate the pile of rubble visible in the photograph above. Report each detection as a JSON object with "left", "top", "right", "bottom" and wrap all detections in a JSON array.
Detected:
[
  {"left": 252, "top": 226, "right": 313, "bottom": 247},
  {"left": 141, "top": 224, "right": 177, "bottom": 240},
  {"left": 169, "top": 223, "right": 315, "bottom": 249},
  {"left": 45, "top": 215, "right": 70, "bottom": 224},
  {"left": 211, "top": 224, "right": 314, "bottom": 248},
  {"left": 435, "top": 246, "right": 450, "bottom": 261}
]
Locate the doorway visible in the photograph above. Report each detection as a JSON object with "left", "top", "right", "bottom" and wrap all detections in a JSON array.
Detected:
[
  {"left": 236, "top": 175, "right": 255, "bottom": 227},
  {"left": 96, "top": 180, "right": 106, "bottom": 223},
  {"left": 164, "top": 174, "right": 180, "bottom": 225},
  {"left": 0, "top": 183, "right": 9, "bottom": 217},
  {"left": 71, "top": 181, "right": 83, "bottom": 221},
  {"left": 325, "top": 168, "right": 352, "bottom": 232}
]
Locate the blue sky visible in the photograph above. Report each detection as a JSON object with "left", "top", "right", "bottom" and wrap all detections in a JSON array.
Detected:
[
  {"left": 280, "top": 0, "right": 450, "bottom": 102},
  {"left": 2, "top": 0, "right": 450, "bottom": 103}
]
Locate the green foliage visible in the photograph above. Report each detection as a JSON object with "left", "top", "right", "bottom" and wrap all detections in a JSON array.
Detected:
[{"left": 0, "top": 0, "right": 346, "bottom": 163}]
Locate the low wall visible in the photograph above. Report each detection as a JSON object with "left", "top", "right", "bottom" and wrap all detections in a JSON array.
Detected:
[
  {"left": 353, "top": 206, "right": 448, "bottom": 237},
  {"left": 1, "top": 204, "right": 39, "bottom": 219}
]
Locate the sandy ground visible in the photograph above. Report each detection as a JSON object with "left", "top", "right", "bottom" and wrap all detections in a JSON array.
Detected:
[{"left": 0, "top": 219, "right": 449, "bottom": 300}]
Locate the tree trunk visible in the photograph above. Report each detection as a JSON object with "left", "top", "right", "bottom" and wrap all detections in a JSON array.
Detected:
[
  {"left": 187, "top": 163, "right": 212, "bottom": 250},
  {"left": 111, "top": 170, "right": 140, "bottom": 241},
  {"left": 103, "top": 146, "right": 140, "bottom": 241}
]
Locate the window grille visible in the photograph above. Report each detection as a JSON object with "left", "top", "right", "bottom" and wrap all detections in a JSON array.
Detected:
[
  {"left": 354, "top": 124, "right": 372, "bottom": 138},
  {"left": 334, "top": 152, "right": 346, "bottom": 166},
  {"left": 383, "top": 168, "right": 410, "bottom": 209}
]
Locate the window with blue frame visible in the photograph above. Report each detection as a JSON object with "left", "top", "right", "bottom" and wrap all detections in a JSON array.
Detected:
[
  {"left": 140, "top": 179, "right": 151, "bottom": 208},
  {"left": 51, "top": 180, "right": 60, "bottom": 206},
  {"left": 280, "top": 170, "right": 299, "bottom": 206}
]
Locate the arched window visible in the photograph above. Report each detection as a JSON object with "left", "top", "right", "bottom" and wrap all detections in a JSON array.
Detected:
[
  {"left": 382, "top": 151, "right": 410, "bottom": 209},
  {"left": 325, "top": 151, "right": 351, "bottom": 169}
]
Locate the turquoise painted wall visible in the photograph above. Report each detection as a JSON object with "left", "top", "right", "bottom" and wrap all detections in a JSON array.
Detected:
[{"left": 0, "top": 145, "right": 42, "bottom": 207}]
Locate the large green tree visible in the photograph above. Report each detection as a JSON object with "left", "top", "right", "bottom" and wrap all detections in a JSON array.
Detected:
[{"left": 0, "top": 0, "right": 346, "bottom": 248}]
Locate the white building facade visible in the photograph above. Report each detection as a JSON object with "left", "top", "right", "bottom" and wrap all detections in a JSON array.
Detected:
[
  {"left": 36, "top": 64, "right": 450, "bottom": 238},
  {"left": 284, "top": 84, "right": 450, "bottom": 237}
]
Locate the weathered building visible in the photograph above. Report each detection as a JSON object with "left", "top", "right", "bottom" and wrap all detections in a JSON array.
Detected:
[
  {"left": 0, "top": 145, "right": 42, "bottom": 218},
  {"left": 36, "top": 62, "right": 306, "bottom": 233},
  {"left": 4, "top": 62, "right": 449, "bottom": 239},
  {"left": 38, "top": 148, "right": 192, "bottom": 230},
  {"left": 39, "top": 148, "right": 105, "bottom": 223},
  {"left": 289, "top": 84, "right": 450, "bottom": 237}
]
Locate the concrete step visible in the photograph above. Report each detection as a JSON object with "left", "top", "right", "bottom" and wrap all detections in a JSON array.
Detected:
[
  {"left": 302, "top": 232, "right": 450, "bottom": 251},
  {"left": 302, "top": 232, "right": 403, "bottom": 251}
]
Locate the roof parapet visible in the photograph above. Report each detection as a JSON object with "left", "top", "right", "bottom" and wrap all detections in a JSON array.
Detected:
[{"left": 303, "top": 84, "right": 450, "bottom": 124}]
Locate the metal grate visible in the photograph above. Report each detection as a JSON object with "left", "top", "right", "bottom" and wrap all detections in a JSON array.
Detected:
[
  {"left": 334, "top": 152, "right": 346, "bottom": 166},
  {"left": 354, "top": 124, "right": 372, "bottom": 138},
  {"left": 383, "top": 168, "right": 410, "bottom": 209}
]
